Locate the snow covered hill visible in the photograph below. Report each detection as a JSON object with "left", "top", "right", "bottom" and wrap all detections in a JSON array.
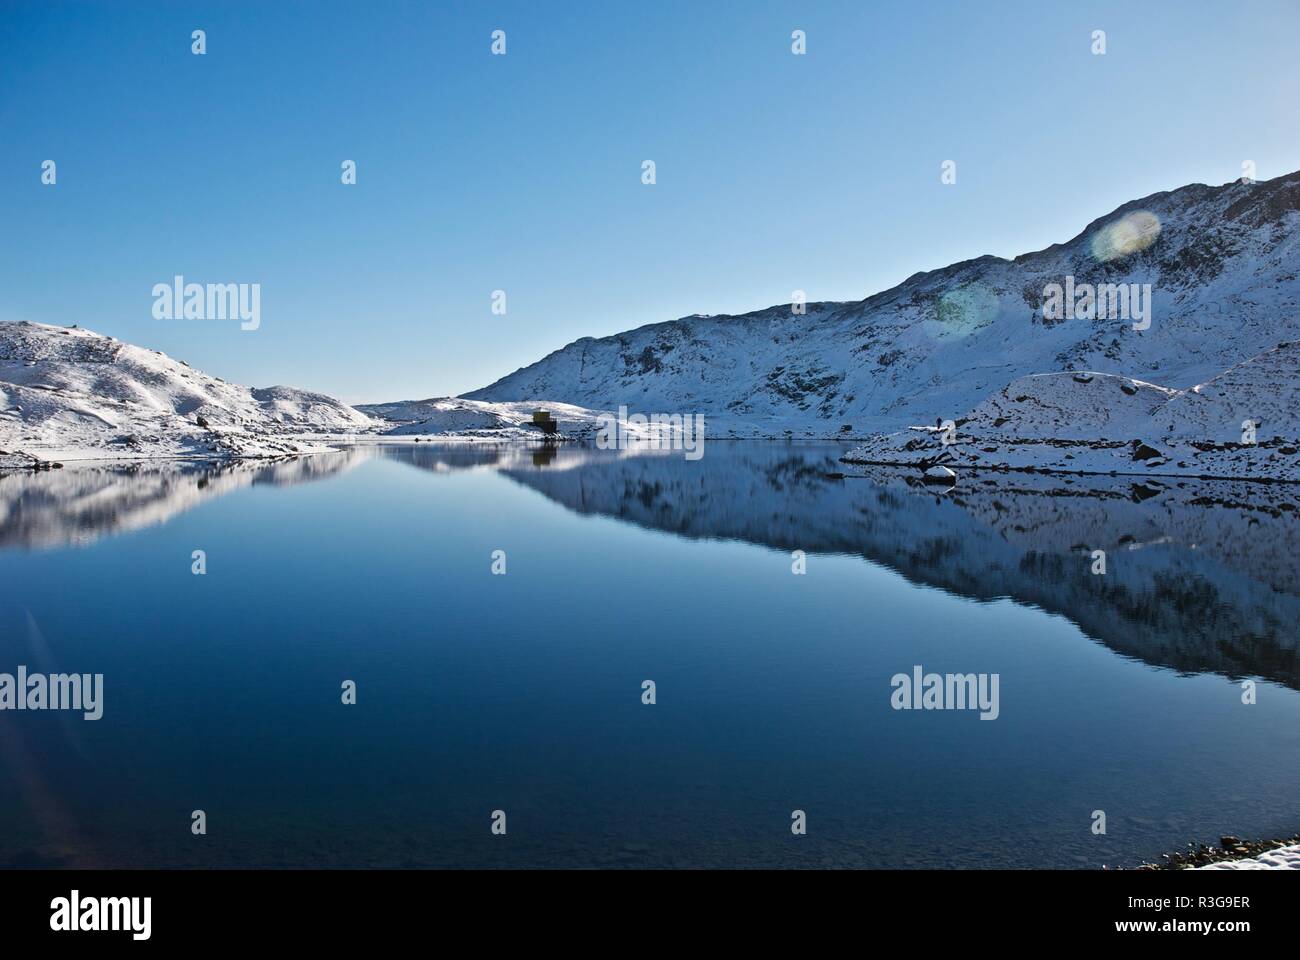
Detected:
[
  {"left": 464, "top": 171, "right": 1300, "bottom": 435},
  {"left": 843, "top": 341, "right": 1300, "bottom": 480},
  {"left": 355, "top": 397, "right": 614, "bottom": 439},
  {"left": 9, "top": 170, "right": 1300, "bottom": 468},
  {"left": 356, "top": 396, "right": 708, "bottom": 443},
  {"left": 0, "top": 321, "right": 380, "bottom": 463}
]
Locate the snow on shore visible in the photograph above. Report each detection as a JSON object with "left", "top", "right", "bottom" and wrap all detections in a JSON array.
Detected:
[
  {"left": 844, "top": 344, "right": 1300, "bottom": 481},
  {"left": 1195, "top": 844, "right": 1300, "bottom": 870}
]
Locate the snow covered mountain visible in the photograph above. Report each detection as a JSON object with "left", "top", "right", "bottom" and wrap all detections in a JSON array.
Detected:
[
  {"left": 9, "top": 170, "right": 1300, "bottom": 468},
  {"left": 842, "top": 340, "right": 1300, "bottom": 480},
  {"left": 355, "top": 397, "right": 616, "bottom": 439},
  {"left": 464, "top": 171, "right": 1300, "bottom": 435},
  {"left": 0, "top": 321, "right": 379, "bottom": 463}
]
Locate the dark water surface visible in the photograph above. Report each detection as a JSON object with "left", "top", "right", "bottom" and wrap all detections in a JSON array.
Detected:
[{"left": 2, "top": 442, "right": 1298, "bottom": 868}]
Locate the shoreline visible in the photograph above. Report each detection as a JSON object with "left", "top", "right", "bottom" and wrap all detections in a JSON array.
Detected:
[
  {"left": 840, "top": 454, "right": 1300, "bottom": 485},
  {"left": 1128, "top": 834, "right": 1300, "bottom": 870}
]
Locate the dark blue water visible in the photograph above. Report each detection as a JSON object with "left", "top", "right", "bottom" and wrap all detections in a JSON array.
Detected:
[{"left": 2, "top": 442, "right": 1299, "bottom": 868}]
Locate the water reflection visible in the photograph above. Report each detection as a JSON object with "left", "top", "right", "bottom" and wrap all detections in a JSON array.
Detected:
[
  {"left": 4, "top": 442, "right": 1298, "bottom": 687},
  {"left": 0, "top": 452, "right": 367, "bottom": 550}
]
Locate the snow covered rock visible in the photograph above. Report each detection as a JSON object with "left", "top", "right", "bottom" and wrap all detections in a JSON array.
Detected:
[{"left": 923, "top": 464, "right": 957, "bottom": 484}]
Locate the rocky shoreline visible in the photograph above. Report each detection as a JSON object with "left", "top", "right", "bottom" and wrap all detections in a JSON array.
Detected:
[
  {"left": 1127, "top": 833, "right": 1300, "bottom": 870},
  {"left": 0, "top": 449, "right": 63, "bottom": 472}
]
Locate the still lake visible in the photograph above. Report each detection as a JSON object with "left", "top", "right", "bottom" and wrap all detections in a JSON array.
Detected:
[{"left": 2, "top": 441, "right": 1299, "bottom": 868}]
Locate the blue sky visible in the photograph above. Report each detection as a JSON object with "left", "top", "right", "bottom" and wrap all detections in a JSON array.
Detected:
[{"left": 2, "top": 0, "right": 1298, "bottom": 403}]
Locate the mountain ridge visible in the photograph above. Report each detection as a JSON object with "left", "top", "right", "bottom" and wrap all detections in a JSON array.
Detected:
[{"left": 463, "top": 170, "right": 1300, "bottom": 434}]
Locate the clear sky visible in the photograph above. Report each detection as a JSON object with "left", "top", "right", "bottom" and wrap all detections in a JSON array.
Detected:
[{"left": 2, "top": 0, "right": 1298, "bottom": 403}]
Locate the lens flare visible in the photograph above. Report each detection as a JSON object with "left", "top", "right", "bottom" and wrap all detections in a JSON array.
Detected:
[
  {"left": 923, "top": 282, "right": 1000, "bottom": 341},
  {"left": 1090, "top": 210, "right": 1161, "bottom": 262}
]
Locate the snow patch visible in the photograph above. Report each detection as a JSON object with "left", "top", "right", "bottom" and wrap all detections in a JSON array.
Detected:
[{"left": 1195, "top": 843, "right": 1300, "bottom": 870}]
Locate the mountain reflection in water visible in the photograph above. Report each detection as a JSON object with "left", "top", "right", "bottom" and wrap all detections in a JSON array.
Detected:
[{"left": 5, "top": 442, "right": 1296, "bottom": 689}]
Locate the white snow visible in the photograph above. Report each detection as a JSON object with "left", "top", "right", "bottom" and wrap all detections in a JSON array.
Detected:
[
  {"left": 0, "top": 321, "right": 386, "bottom": 462},
  {"left": 7, "top": 171, "right": 1300, "bottom": 475},
  {"left": 357, "top": 397, "right": 610, "bottom": 439},
  {"left": 844, "top": 345, "right": 1300, "bottom": 481},
  {"left": 0, "top": 322, "right": 717, "bottom": 464},
  {"left": 1195, "top": 844, "right": 1300, "bottom": 870},
  {"left": 923, "top": 464, "right": 957, "bottom": 483},
  {"left": 466, "top": 174, "right": 1300, "bottom": 432},
  {"left": 358, "top": 396, "right": 707, "bottom": 444}
]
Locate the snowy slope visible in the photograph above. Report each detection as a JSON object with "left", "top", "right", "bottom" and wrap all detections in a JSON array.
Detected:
[
  {"left": 357, "top": 396, "right": 704, "bottom": 442},
  {"left": 464, "top": 172, "right": 1300, "bottom": 432},
  {"left": 0, "top": 321, "right": 380, "bottom": 462},
  {"left": 1158, "top": 340, "right": 1300, "bottom": 441},
  {"left": 356, "top": 397, "right": 599, "bottom": 438},
  {"left": 10, "top": 171, "right": 1300, "bottom": 464},
  {"left": 843, "top": 341, "right": 1300, "bottom": 480}
]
